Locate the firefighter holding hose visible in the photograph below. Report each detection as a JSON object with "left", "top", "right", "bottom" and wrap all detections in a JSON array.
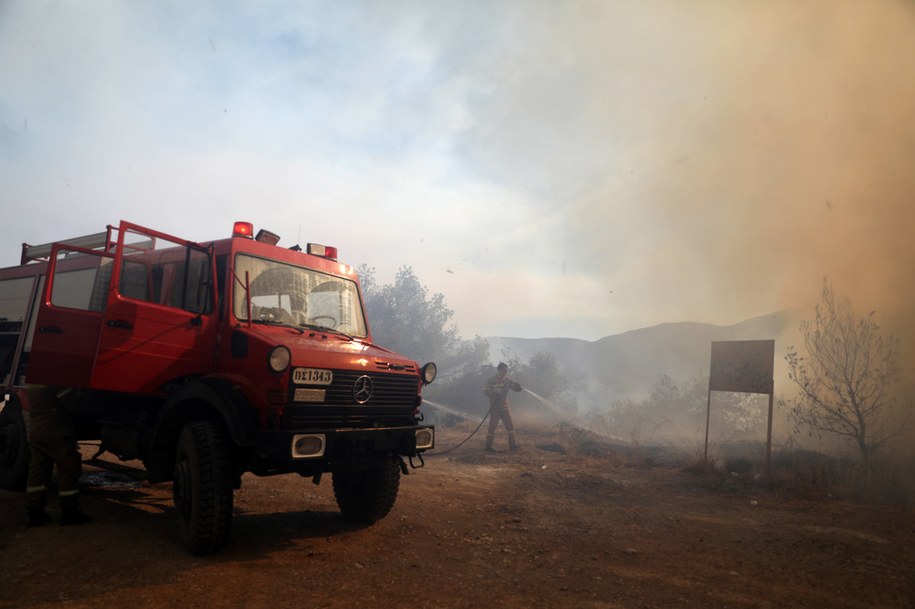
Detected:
[{"left": 483, "top": 362, "right": 522, "bottom": 452}]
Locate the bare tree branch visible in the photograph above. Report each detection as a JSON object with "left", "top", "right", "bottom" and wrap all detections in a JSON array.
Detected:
[{"left": 781, "top": 279, "right": 901, "bottom": 482}]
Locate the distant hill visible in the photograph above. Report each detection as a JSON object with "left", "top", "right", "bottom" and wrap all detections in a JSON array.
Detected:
[{"left": 486, "top": 309, "right": 808, "bottom": 412}]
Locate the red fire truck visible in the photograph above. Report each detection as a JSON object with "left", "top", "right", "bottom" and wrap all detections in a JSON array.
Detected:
[{"left": 0, "top": 220, "right": 435, "bottom": 553}]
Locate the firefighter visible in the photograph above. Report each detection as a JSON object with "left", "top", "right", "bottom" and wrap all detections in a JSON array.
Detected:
[
  {"left": 483, "top": 362, "right": 522, "bottom": 452},
  {"left": 25, "top": 386, "right": 91, "bottom": 527}
]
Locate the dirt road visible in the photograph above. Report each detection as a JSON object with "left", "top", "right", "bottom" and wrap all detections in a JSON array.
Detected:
[{"left": 1, "top": 427, "right": 913, "bottom": 609}]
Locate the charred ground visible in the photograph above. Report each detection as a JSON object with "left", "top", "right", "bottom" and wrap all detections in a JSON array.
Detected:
[{"left": 1, "top": 425, "right": 913, "bottom": 609}]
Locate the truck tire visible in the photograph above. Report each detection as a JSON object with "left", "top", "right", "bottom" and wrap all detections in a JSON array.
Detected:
[
  {"left": 332, "top": 459, "right": 400, "bottom": 524},
  {"left": 0, "top": 398, "right": 28, "bottom": 491},
  {"left": 173, "top": 421, "right": 234, "bottom": 555}
]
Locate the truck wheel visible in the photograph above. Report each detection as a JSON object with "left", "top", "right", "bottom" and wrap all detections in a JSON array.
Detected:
[
  {"left": 172, "top": 421, "right": 233, "bottom": 555},
  {"left": 0, "top": 398, "right": 28, "bottom": 491},
  {"left": 332, "top": 459, "right": 400, "bottom": 523}
]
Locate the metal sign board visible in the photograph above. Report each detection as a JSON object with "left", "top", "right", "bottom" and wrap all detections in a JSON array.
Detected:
[{"left": 709, "top": 340, "right": 774, "bottom": 394}]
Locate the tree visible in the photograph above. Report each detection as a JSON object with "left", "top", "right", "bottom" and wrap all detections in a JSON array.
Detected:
[
  {"left": 782, "top": 280, "right": 902, "bottom": 480},
  {"left": 357, "top": 265, "right": 458, "bottom": 367},
  {"left": 356, "top": 264, "right": 491, "bottom": 415}
]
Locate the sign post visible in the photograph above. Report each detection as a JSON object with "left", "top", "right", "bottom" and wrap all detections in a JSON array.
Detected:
[{"left": 706, "top": 340, "right": 776, "bottom": 475}]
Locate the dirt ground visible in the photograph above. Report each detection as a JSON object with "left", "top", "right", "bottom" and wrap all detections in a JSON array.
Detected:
[{"left": 1, "top": 425, "right": 913, "bottom": 609}]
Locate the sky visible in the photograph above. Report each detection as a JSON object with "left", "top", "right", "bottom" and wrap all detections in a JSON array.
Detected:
[{"left": 2, "top": 0, "right": 914, "bottom": 346}]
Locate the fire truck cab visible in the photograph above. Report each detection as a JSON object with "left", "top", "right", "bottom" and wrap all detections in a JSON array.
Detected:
[{"left": 0, "top": 220, "right": 435, "bottom": 554}]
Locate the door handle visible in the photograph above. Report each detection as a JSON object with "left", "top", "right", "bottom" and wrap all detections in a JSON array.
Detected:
[
  {"left": 38, "top": 325, "right": 64, "bottom": 334},
  {"left": 106, "top": 319, "right": 133, "bottom": 330}
]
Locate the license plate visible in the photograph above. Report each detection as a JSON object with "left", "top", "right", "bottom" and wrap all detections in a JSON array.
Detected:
[
  {"left": 294, "top": 388, "right": 326, "bottom": 403},
  {"left": 292, "top": 368, "right": 333, "bottom": 385}
]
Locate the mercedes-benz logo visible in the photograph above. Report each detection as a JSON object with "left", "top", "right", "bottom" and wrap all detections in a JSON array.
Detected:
[{"left": 353, "top": 375, "right": 373, "bottom": 404}]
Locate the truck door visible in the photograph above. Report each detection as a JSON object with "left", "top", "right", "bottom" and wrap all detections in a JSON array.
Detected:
[
  {"left": 27, "top": 246, "right": 114, "bottom": 388},
  {"left": 90, "top": 222, "right": 218, "bottom": 395}
]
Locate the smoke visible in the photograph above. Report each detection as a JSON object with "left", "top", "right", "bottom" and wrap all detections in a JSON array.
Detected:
[
  {"left": 447, "top": 0, "right": 915, "bottom": 372},
  {"left": 3, "top": 0, "right": 912, "bottom": 361}
]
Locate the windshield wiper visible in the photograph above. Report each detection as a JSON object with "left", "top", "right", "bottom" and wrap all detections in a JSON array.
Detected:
[
  {"left": 300, "top": 323, "right": 355, "bottom": 341},
  {"left": 250, "top": 318, "right": 304, "bottom": 334}
]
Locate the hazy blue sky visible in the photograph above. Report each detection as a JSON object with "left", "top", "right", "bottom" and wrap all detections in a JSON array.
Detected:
[{"left": 2, "top": 1, "right": 914, "bottom": 341}]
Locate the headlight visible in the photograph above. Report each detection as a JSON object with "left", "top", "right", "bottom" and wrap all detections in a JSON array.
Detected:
[
  {"left": 292, "top": 434, "right": 326, "bottom": 458},
  {"left": 415, "top": 428, "right": 434, "bottom": 450},
  {"left": 268, "top": 346, "right": 291, "bottom": 373},
  {"left": 421, "top": 362, "right": 437, "bottom": 385}
]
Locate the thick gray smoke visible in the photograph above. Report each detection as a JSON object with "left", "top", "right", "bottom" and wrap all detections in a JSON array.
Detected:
[{"left": 449, "top": 1, "right": 915, "bottom": 372}]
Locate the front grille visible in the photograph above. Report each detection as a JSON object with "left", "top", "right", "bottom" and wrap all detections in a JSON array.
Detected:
[
  {"left": 288, "top": 369, "right": 419, "bottom": 407},
  {"left": 283, "top": 370, "right": 420, "bottom": 430},
  {"left": 281, "top": 406, "right": 416, "bottom": 430}
]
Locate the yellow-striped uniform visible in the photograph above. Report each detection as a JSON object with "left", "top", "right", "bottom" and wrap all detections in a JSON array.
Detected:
[{"left": 25, "top": 386, "right": 90, "bottom": 526}]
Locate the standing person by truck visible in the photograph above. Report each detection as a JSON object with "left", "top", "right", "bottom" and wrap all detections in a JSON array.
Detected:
[
  {"left": 0, "top": 220, "right": 436, "bottom": 553},
  {"left": 25, "top": 385, "right": 91, "bottom": 526}
]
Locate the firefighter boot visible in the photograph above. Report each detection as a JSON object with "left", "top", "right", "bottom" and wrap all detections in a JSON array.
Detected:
[
  {"left": 60, "top": 497, "right": 92, "bottom": 526},
  {"left": 508, "top": 432, "right": 519, "bottom": 451},
  {"left": 27, "top": 507, "right": 52, "bottom": 528}
]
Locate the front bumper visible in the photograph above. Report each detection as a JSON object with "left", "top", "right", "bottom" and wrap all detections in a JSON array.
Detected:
[{"left": 254, "top": 424, "right": 434, "bottom": 469}]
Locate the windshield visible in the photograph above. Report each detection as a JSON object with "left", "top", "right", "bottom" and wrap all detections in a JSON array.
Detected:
[{"left": 233, "top": 254, "right": 368, "bottom": 338}]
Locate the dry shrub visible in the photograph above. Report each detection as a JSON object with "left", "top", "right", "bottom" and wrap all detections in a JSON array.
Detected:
[
  {"left": 770, "top": 449, "right": 846, "bottom": 489},
  {"left": 552, "top": 421, "right": 623, "bottom": 461},
  {"left": 682, "top": 453, "right": 720, "bottom": 475}
]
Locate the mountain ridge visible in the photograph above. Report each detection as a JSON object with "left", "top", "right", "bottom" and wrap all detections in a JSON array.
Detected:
[{"left": 485, "top": 308, "right": 808, "bottom": 411}]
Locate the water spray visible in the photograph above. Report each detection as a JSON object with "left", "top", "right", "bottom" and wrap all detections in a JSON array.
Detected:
[
  {"left": 420, "top": 399, "right": 493, "bottom": 455},
  {"left": 421, "top": 399, "right": 480, "bottom": 422},
  {"left": 521, "top": 387, "right": 569, "bottom": 418}
]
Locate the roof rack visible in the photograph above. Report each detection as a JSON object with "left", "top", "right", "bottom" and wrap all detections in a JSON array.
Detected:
[{"left": 21, "top": 226, "right": 115, "bottom": 265}]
